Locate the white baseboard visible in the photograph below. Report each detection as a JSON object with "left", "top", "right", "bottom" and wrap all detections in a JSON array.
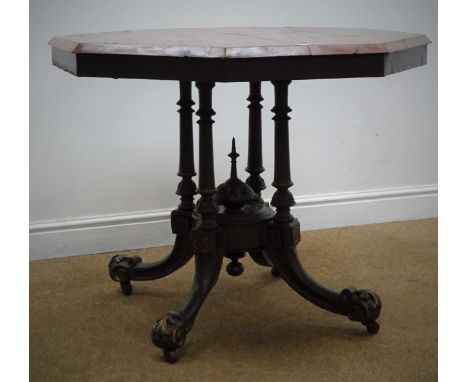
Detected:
[{"left": 29, "top": 184, "right": 437, "bottom": 260}]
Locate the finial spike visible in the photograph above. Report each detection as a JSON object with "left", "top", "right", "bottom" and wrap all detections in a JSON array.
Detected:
[
  {"left": 228, "top": 137, "right": 239, "bottom": 180},
  {"left": 217, "top": 136, "right": 258, "bottom": 207},
  {"left": 231, "top": 137, "right": 238, "bottom": 157},
  {"left": 228, "top": 137, "right": 239, "bottom": 160}
]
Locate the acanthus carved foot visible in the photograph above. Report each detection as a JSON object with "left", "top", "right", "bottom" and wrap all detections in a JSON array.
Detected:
[
  {"left": 151, "top": 311, "right": 188, "bottom": 363},
  {"left": 340, "top": 287, "right": 382, "bottom": 333},
  {"left": 108, "top": 255, "right": 142, "bottom": 295}
]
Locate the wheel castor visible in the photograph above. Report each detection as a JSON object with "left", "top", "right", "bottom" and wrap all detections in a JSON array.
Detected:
[
  {"left": 226, "top": 260, "right": 244, "bottom": 276},
  {"left": 163, "top": 349, "right": 177, "bottom": 363},
  {"left": 365, "top": 321, "right": 380, "bottom": 334},
  {"left": 120, "top": 281, "right": 133, "bottom": 295},
  {"left": 271, "top": 267, "right": 280, "bottom": 278}
]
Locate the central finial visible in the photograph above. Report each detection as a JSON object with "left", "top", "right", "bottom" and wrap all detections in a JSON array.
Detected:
[
  {"left": 216, "top": 137, "right": 257, "bottom": 209},
  {"left": 229, "top": 137, "right": 240, "bottom": 181}
]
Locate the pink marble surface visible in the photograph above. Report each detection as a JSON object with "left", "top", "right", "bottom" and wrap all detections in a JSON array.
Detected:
[{"left": 49, "top": 27, "right": 430, "bottom": 58}]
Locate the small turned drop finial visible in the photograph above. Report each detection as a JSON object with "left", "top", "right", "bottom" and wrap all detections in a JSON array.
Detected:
[{"left": 226, "top": 253, "right": 245, "bottom": 276}]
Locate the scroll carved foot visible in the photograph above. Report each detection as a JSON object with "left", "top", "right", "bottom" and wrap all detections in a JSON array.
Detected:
[
  {"left": 151, "top": 251, "right": 223, "bottom": 362},
  {"left": 151, "top": 311, "right": 187, "bottom": 363},
  {"left": 108, "top": 255, "right": 142, "bottom": 295},
  {"left": 340, "top": 287, "right": 382, "bottom": 333}
]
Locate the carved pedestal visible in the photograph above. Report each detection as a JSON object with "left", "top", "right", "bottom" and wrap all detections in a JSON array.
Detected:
[{"left": 108, "top": 81, "right": 382, "bottom": 363}]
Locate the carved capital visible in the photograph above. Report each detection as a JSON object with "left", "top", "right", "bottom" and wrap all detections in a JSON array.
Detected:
[
  {"left": 245, "top": 174, "right": 266, "bottom": 196},
  {"left": 271, "top": 188, "right": 295, "bottom": 209},
  {"left": 176, "top": 177, "right": 197, "bottom": 211}
]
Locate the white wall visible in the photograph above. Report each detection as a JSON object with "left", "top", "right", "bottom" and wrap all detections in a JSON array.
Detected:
[{"left": 30, "top": 0, "right": 438, "bottom": 260}]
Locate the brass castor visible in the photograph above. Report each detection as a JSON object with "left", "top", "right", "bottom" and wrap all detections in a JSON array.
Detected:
[
  {"left": 365, "top": 321, "right": 380, "bottom": 334},
  {"left": 163, "top": 349, "right": 177, "bottom": 363},
  {"left": 120, "top": 281, "right": 133, "bottom": 295}
]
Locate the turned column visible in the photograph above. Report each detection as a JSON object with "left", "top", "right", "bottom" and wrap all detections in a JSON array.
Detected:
[
  {"left": 246, "top": 82, "right": 266, "bottom": 199},
  {"left": 271, "top": 80, "right": 296, "bottom": 222},
  {"left": 195, "top": 81, "right": 217, "bottom": 230},
  {"left": 176, "top": 81, "right": 197, "bottom": 211}
]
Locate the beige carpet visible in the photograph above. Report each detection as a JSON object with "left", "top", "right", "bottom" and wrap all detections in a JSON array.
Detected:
[{"left": 30, "top": 219, "right": 437, "bottom": 382}]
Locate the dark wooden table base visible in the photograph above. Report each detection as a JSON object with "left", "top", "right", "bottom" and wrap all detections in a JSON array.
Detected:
[{"left": 108, "top": 81, "right": 381, "bottom": 363}]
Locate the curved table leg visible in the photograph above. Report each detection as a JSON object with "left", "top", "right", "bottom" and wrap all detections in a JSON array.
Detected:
[
  {"left": 108, "top": 210, "right": 194, "bottom": 295},
  {"left": 150, "top": 81, "right": 223, "bottom": 363},
  {"left": 267, "top": 219, "right": 382, "bottom": 333},
  {"left": 151, "top": 251, "right": 223, "bottom": 362},
  {"left": 108, "top": 80, "right": 197, "bottom": 295},
  {"left": 268, "top": 81, "right": 381, "bottom": 333}
]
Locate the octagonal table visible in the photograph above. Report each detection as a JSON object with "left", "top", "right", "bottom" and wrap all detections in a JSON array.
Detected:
[{"left": 49, "top": 27, "right": 430, "bottom": 363}]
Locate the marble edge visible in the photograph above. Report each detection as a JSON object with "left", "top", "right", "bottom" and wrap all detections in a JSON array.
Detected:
[{"left": 48, "top": 34, "right": 431, "bottom": 58}]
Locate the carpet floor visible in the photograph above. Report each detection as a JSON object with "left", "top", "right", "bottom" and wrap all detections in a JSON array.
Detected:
[{"left": 30, "top": 218, "right": 437, "bottom": 382}]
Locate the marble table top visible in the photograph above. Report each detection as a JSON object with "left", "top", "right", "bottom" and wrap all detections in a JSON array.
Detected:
[{"left": 49, "top": 27, "right": 430, "bottom": 59}]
